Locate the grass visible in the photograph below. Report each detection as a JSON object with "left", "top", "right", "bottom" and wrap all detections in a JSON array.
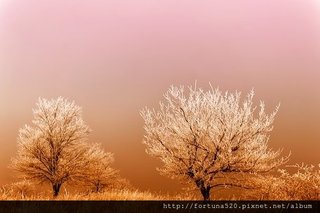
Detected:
[{"left": 0, "top": 187, "right": 199, "bottom": 201}]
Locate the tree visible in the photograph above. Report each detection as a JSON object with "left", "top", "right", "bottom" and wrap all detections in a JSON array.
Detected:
[
  {"left": 141, "top": 84, "right": 289, "bottom": 200},
  {"left": 248, "top": 164, "right": 320, "bottom": 200},
  {"left": 11, "top": 97, "right": 94, "bottom": 197},
  {"left": 79, "top": 143, "right": 120, "bottom": 193}
]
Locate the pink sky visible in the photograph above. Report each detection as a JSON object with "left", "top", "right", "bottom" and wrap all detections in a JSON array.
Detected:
[{"left": 0, "top": 0, "right": 320, "bottom": 193}]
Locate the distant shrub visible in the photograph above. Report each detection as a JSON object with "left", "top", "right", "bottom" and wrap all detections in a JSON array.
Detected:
[
  {"left": 246, "top": 164, "right": 320, "bottom": 200},
  {"left": 0, "top": 180, "right": 36, "bottom": 199}
]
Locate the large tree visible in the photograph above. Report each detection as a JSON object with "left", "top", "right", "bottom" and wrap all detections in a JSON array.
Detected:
[
  {"left": 11, "top": 97, "right": 95, "bottom": 197},
  {"left": 141, "top": 85, "right": 289, "bottom": 200}
]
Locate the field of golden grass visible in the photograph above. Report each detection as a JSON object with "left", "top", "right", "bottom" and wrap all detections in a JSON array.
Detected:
[{"left": 0, "top": 188, "right": 199, "bottom": 201}]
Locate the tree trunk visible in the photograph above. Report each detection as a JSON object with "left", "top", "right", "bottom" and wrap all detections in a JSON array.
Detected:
[
  {"left": 95, "top": 181, "right": 102, "bottom": 193},
  {"left": 52, "top": 183, "right": 61, "bottom": 197},
  {"left": 195, "top": 179, "right": 211, "bottom": 201},
  {"left": 200, "top": 187, "right": 211, "bottom": 201},
  {"left": 95, "top": 185, "right": 101, "bottom": 193}
]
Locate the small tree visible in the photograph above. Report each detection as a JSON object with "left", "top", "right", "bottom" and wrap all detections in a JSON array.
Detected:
[
  {"left": 11, "top": 97, "right": 93, "bottom": 197},
  {"left": 141, "top": 84, "right": 289, "bottom": 200},
  {"left": 79, "top": 143, "right": 120, "bottom": 193},
  {"left": 249, "top": 164, "right": 320, "bottom": 200}
]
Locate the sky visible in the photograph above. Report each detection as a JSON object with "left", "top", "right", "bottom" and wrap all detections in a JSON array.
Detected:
[{"left": 0, "top": 0, "right": 320, "bottom": 194}]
